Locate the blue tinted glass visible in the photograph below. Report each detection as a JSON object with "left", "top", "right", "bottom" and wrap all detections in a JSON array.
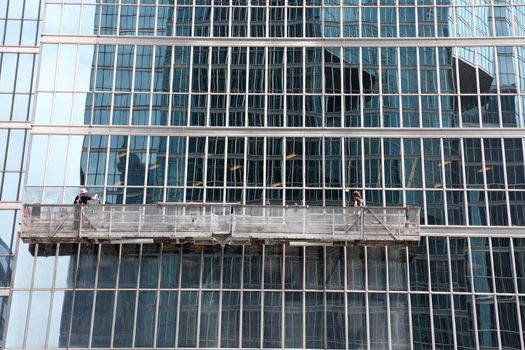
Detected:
[
  {"left": 114, "top": 290, "right": 136, "bottom": 347},
  {"left": 157, "top": 291, "right": 177, "bottom": 346},
  {"left": 92, "top": 291, "right": 115, "bottom": 347}
]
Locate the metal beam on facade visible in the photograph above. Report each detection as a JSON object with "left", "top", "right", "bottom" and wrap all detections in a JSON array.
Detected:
[{"left": 30, "top": 125, "right": 525, "bottom": 138}]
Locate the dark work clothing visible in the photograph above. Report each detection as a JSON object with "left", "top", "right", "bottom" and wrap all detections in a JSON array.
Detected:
[
  {"left": 73, "top": 194, "right": 92, "bottom": 229},
  {"left": 74, "top": 194, "right": 92, "bottom": 205}
]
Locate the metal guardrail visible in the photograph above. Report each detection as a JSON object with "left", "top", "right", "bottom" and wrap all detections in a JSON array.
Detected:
[{"left": 21, "top": 204, "right": 420, "bottom": 245}]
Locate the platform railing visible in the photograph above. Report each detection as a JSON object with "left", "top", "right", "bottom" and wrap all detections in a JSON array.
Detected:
[{"left": 21, "top": 204, "right": 420, "bottom": 245}]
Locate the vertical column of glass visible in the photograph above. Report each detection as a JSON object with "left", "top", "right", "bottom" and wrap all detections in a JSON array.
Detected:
[{"left": 2, "top": 0, "right": 43, "bottom": 346}]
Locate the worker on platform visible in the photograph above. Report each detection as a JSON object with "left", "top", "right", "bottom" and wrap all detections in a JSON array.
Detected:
[
  {"left": 73, "top": 189, "right": 98, "bottom": 230},
  {"left": 74, "top": 188, "right": 98, "bottom": 205},
  {"left": 352, "top": 191, "right": 363, "bottom": 208}
]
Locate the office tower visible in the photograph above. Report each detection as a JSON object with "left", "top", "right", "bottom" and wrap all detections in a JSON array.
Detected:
[{"left": 4, "top": 0, "right": 525, "bottom": 349}]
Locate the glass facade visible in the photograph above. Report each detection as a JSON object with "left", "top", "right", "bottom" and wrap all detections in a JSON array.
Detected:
[
  {"left": 3, "top": 0, "right": 525, "bottom": 349},
  {"left": 0, "top": 0, "right": 43, "bottom": 347},
  {"left": 5, "top": 239, "right": 525, "bottom": 349}
]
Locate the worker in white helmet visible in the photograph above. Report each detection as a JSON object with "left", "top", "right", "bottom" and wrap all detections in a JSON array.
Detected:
[
  {"left": 73, "top": 189, "right": 98, "bottom": 230},
  {"left": 74, "top": 188, "right": 98, "bottom": 205}
]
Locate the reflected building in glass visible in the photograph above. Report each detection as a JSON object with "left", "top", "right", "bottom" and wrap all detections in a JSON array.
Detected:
[{"left": 4, "top": 0, "right": 525, "bottom": 349}]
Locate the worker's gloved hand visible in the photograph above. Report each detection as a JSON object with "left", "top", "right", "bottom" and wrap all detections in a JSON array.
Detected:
[{"left": 92, "top": 193, "right": 98, "bottom": 200}]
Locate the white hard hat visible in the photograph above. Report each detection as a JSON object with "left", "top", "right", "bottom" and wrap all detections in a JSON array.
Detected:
[{"left": 80, "top": 188, "right": 88, "bottom": 194}]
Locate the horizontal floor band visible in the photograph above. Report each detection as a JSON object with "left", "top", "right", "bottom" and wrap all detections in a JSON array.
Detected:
[
  {"left": 0, "top": 122, "right": 32, "bottom": 130},
  {"left": 0, "top": 202, "right": 23, "bottom": 210},
  {"left": 30, "top": 125, "right": 525, "bottom": 138},
  {"left": 0, "top": 46, "right": 39, "bottom": 53},
  {"left": 41, "top": 34, "right": 525, "bottom": 48},
  {"left": 421, "top": 226, "right": 525, "bottom": 237}
]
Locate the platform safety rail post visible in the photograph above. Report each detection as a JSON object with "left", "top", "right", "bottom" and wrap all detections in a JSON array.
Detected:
[
  {"left": 109, "top": 206, "right": 113, "bottom": 238},
  {"left": 332, "top": 208, "right": 335, "bottom": 240},
  {"left": 210, "top": 206, "right": 214, "bottom": 235},
  {"left": 78, "top": 205, "right": 83, "bottom": 238},
  {"left": 360, "top": 207, "right": 364, "bottom": 240},
  {"left": 138, "top": 206, "right": 143, "bottom": 237}
]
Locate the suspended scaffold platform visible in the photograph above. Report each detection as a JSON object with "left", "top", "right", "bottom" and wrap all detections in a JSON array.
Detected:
[{"left": 20, "top": 204, "right": 420, "bottom": 245}]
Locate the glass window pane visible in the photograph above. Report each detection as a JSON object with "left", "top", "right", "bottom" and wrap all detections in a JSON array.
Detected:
[
  {"left": 475, "top": 295, "right": 498, "bottom": 348},
  {"left": 497, "top": 296, "right": 521, "bottom": 349},
  {"left": 181, "top": 244, "right": 201, "bottom": 288},
  {"left": 26, "top": 292, "right": 51, "bottom": 348},
  {"left": 469, "top": 238, "right": 493, "bottom": 293},
  {"left": 135, "top": 291, "right": 157, "bottom": 347},
  {"left": 454, "top": 294, "right": 477, "bottom": 349},
  {"left": 70, "top": 291, "right": 93, "bottom": 347},
  {"left": 0, "top": 210, "right": 15, "bottom": 254},
  {"left": 432, "top": 294, "right": 454, "bottom": 348},
  {"left": 76, "top": 244, "right": 97, "bottom": 288},
  {"left": 368, "top": 247, "right": 386, "bottom": 290},
  {"left": 305, "top": 246, "right": 323, "bottom": 289},
  {"left": 347, "top": 293, "right": 366, "bottom": 349},
  {"left": 390, "top": 294, "right": 410, "bottom": 350},
  {"left": 384, "top": 139, "right": 401, "bottom": 187},
  {"left": 92, "top": 291, "right": 115, "bottom": 347},
  {"left": 221, "top": 291, "right": 240, "bottom": 347},
  {"left": 47, "top": 291, "right": 73, "bottom": 348},
  {"left": 284, "top": 292, "right": 302, "bottom": 348},
  {"left": 411, "top": 294, "right": 431, "bottom": 349},
  {"left": 505, "top": 139, "right": 525, "bottom": 189},
  {"left": 264, "top": 245, "right": 282, "bottom": 289},
  {"left": 167, "top": 137, "right": 185, "bottom": 186},
  {"left": 347, "top": 246, "right": 365, "bottom": 290},
  {"left": 200, "top": 291, "right": 220, "bottom": 347},
  {"left": 243, "top": 246, "right": 262, "bottom": 288},
  {"left": 157, "top": 291, "right": 177, "bottom": 347},
  {"left": 449, "top": 238, "right": 470, "bottom": 292},
  {"left": 326, "top": 246, "right": 344, "bottom": 289},
  {"left": 364, "top": 138, "right": 381, "bottom": 187},
  {"left": 13, "top": 240, "right": 34, "bottom": 288},
  {"left": 410, "top": 237, "right": 429, "bottom": 291},
  {"left": 97, "top": 244, "right": 118, "bottom": 288},
  {"left": 113, "top": 291, "right": 136, "bottom": 347},
  {"left": 464, "top": 139, "right": 484, "bottom": 189},
  {"left": 492, "top": 238, "right": 514, "bottom": 293},
  {"left": 369, "top": 293, "right": 388, "bottom": 349},
  {"left": 118, "top": 244, "right": 140, "bottom": 288},
  {"left": 56, "top": 45, "right": 77, "bottom": 91},
  {"left": 514, "top": 239, "right": 525, "bottom": 293},
  {"left": 140, "top": 244, "right": 160, "bottom": 288},
  {"left": 242, "top": 291, "right": 260, "bottom": 347},
  {"left": 326, "top": 292, "right": 345, "bottom": 348},
  {"left": 404, "top": 139, "right": 422, "bottom": 188},
  {"left": 284, "top": 246, "right": 302, "bottom": 289},
  {"left": 428, "top": 237, "right": 449, "bottom": 292},
  {"left": 223, "top": 246, "right": 241, "bottom": 289},
  {"left": 160, "top": 244, "right": 180, "bottom": 288},
  {"left": 178, "top": 291, "right": 198, "bottom": 347},
  {"left": 263, "top": 291, "right": 281, "bottom": 348},
  {"left": 33, "top": 244, "right": 56, "bottom": 289},
  {"left": 442, "top": 139, "right": 463, "bottom": 188},
  {"left": 388, "top": 246, "right": 407, "bottom": 291},
  {"left": 54, "top": 244, "right": 78, "bottom": 288}
]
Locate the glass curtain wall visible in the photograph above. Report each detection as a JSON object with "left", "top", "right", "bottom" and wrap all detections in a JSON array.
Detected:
[
  {"left": 5, "top": 0, "right": 525, "bottom": 349},
  {"left": 0, "top": 0, "right": 43, "bottom": 346}
]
